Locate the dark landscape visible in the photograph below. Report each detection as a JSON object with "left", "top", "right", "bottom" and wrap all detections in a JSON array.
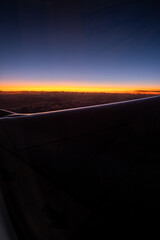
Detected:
[{"left": 0, "top": 91, "right": 157, "bottom": 113}]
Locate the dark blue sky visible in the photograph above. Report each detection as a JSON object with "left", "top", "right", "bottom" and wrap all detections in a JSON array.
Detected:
[{"left": 1, "top": 0, "right": 160, "bottom": 90}]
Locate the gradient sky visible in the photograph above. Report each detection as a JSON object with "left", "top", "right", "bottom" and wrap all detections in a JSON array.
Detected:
[{"left": 0, "top": 0, "right": 160, "bottom": 92}]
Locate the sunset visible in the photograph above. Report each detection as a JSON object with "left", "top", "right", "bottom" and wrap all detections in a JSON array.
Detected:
[
  {"left": 1, "top": 78, "right": 160, "bottom": 94},
  {"left": 1, "top": 1, "right": 160, "bottom": 238},
  {"left": 1, "top": 0, "right": 160, "bottom": 95}
]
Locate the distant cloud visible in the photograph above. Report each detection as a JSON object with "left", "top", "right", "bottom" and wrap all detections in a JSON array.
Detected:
[{"left": 135, "top": 90, "right": 160, "bottom": 94}]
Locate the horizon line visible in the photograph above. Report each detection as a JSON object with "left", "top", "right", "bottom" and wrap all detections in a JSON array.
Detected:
[{"left": 1, "top": 89, "right": 160, "bottom": 94}]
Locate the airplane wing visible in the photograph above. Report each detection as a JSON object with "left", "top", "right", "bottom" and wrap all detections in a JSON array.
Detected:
[{"left": 0, "top": 96, "right": 160, "bottom": 239}]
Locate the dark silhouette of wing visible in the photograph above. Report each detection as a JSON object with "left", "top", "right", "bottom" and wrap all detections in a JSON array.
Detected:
[{"left": 0, "top": 96, "right": 160, "bottom": 239}]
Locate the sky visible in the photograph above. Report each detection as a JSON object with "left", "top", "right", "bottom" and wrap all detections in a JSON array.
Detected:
[{"left": 0, "top": 0, "right": 160, "bottom": 92}]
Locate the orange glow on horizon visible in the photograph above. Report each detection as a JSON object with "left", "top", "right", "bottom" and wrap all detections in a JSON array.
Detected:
[{"left": 0, "top": 81, "right": 160, "bottom": 94}]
